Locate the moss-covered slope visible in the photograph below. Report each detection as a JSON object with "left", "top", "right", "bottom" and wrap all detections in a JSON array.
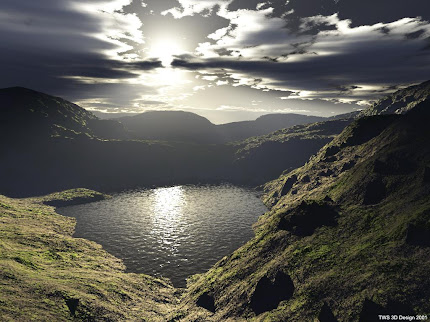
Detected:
[
  {"left": 0, "top": 190, "right": 178, "bottom": 321},
  {"left": 178, "top": 101, "right": 430, "bottom": 321}
]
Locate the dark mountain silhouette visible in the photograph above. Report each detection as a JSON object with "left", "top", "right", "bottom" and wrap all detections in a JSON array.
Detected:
[
  {"left": 0, "top": 87, "right": 129, "bottom": 142},
  {"left": 217, "top": 113, "right": 326, "bottom": 142},
  {"left": 118, "top": 111, "right": 220, "bottom": 143},
  {"left": 231, "top": 118, "right": 354, "bottom": 185},
  {"left": 118, "top": 110, "right": 326, "bottom": 143}
]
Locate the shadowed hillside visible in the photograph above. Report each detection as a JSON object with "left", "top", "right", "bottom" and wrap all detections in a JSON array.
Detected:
[
  {"left": 118, "top": 111, "right": 220, "bottom": 143},
  {"left": 217, "top": 113, "right": 326, "bottom": 142},
  {"left": 0, "top": 87, "right": 129, "bottom": 141},
  {"left": 230, "top": 118, "right": 354, "bottom": 185},
  {"left": 177, "top": 93, "right": 430, "bottom": 321}
]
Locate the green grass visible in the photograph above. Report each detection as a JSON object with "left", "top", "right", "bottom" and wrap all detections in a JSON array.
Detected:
[{"left": 0, "top": 191, "right": 178, "bottom": 321}]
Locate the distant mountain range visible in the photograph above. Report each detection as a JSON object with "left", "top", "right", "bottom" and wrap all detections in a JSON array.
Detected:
[
  {"left": 0, "top": 86, "right": 347, "bottom": 144},
  {"left": 1, "top": 81, "right": 428, "bottom": 197},
  {"left": 118, "top": 111, "right": 329, "bottom": 143}
]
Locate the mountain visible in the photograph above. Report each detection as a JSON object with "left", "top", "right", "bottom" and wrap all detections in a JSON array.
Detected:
[
  {"left": 230, "top": 118, "right": 354, "bottom": 185},
  {"left": 118, "top": 111, "right": 327, "bottom": 143},
  {"left": 1, "top": 82, "right": 430, "bottom": 319},
  {"left": 217, "top": 114, "right": 326, "bottom": 142},
  {"left": 178, "top": 94, "right": 430, "bottom": 320},
  {"left": 118, "top": 111, "right": 220, "bottom": 143},
  {"left": 361, "top": 80, "right": 430, "bottom": 116},
  {"left": 0, "top": 87, "right": 129, "bottom": 141}
]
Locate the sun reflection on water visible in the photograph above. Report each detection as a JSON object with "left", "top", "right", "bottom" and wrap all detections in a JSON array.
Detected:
[{"left": 150, "top": 186, "right": 186, "bottom": 256}]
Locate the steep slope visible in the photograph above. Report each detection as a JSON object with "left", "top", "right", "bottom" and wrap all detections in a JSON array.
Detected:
[
  {"left": 231, "top": 118, "right": 354, "bottom": 185},
  {"left": 361, "top": 80, "right": 430, "bottom": 116},
  {"left": 0, "top": 87, "right": 128, "bottom": 141},
  {"left": 177, "top": 100, "right": 430, "bottom": 321},
  {"left": 0, "top": 189, "right": 177, "bottom": 320}
]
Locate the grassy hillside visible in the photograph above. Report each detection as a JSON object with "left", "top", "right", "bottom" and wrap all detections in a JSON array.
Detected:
[
  {"left": 177, "top": 101, "right": 430, "bottom": 321},
  {"left": 0, "top": 189, "right": 178, "bottom": 321}
]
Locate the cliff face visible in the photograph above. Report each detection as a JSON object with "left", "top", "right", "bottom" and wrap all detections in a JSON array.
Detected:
[{"left": 178, "top": 99, "right": 430, "bottom": 320}]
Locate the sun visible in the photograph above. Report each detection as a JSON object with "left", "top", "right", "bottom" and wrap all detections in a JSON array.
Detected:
[{"left": 147, "top": 38, "right": 186, "bottom": 66}]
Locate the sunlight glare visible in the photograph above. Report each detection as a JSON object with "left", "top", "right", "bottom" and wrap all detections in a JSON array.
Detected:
[
  {"left": 148, "top": 38, "right": 185, "bottom": 66},
  {"left": 151, "top": 186, "right": 186, "bottom": 251}
]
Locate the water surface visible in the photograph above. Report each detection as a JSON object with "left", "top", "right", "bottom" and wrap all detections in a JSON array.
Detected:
[{"left": 58, "top": 184, "right": 267, "bottom": 287}]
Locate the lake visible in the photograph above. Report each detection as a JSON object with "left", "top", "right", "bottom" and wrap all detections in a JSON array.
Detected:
[{"left": 57, "top": 184, "right": 267, "bottom": 287}]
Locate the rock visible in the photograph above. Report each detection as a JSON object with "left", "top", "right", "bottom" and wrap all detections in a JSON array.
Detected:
[
  {"left": 363, "top": 177, "right": 386, "bottom": 205},
  {"left": 424, "top": 166, "right": 430, "bottom": 183},
  {"left": 318, "top": 302, "right": 338, "bottom": 322},
  {"left": 373, "top": 155, "right": 416, "bottom": 175},
  {"left": 324, "top": 156, "right": 337, "bottom": 162},
  {"left": 65, "top": 298, "right": 79, "bottom": 316},
  {"left": 301, "top": 175, "right": 311, "bottom": 183},
  {"left": 196, "top": 292, "right": 215, "bottom": 313},
  {"left": 278, "top": 201, "right": 338, "bottom": 236},
  {"left": 359, "top": 299, "right": 415, "bottom": 322},
  {"left": 250, "top": 271, "right": 294, "bottom": 315},
  {"left": 278, "top": 175, "right": 297, "bottom": 197},
  {"left": 341, "top": 160, "right": 355, "bottom": 171},
  {"left": 319, "top": 169, "right": 334, "bottom": 177},
  {"left": 406, "top": 223, "right": 430, "bottom": 247},
  {"left": 324, "top": 146, "right": 340, "bottom": 158}
]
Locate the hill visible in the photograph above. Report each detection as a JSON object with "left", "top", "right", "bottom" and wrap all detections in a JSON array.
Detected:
[
  {"left": 118, "top": 111, "right": 327, "bottom": 143},
  {"left": 118, "top": 111, "right": 220, "bottom": 143},
  {"left": 217, "top": 114, "right": 326, "bottom": 142},
  {"left": 0, "top": 189, "right": 177, "bottom": 320},
  {"left": 361, "top": 80, "right": 430, "bottom": 116},
  {"left": 177, "top": 94, "right": 430, "bottom": 320},
  {"left": 230, "top": 118, "right": 354, "bottom": 185},
  {"left": 0, "top": 87, "right": 128, "bottom": 141}
]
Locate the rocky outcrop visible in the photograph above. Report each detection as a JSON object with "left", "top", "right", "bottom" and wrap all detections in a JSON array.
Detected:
[
  {"left": 196, "top": 292, "right": 216, "bottom": 313},
  {"left": 277, "top": 201, "right": 338, "bottom": 236},
  {"left": 318, "top": 302, "right": 338, "bottom": 322},
  {"left": 250, "top": 271, "right": 294, "bottom": 315},
  {"left": 363, "top": 177, "right": 387, "bottom": 205}
]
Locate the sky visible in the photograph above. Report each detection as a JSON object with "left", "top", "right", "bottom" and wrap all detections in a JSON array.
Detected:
[{"left": 1, "top": 0, "right": 430, "bottom": 123}]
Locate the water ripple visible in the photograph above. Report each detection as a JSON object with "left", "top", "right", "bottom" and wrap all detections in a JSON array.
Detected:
[{"left": 57, "top": 184, "right": 267, "bottom": 287}]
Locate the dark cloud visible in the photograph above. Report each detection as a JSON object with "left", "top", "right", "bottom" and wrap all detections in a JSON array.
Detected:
[{"left": 228, "top": 0, "right": 430, "bottom": 32}]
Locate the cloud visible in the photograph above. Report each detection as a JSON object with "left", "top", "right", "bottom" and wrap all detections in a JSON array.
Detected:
[
  {"left": 172, "top": 13, "right": 430, "bottom": 104},
  {"left": 161, "top": 0, "right": 231, "bottom": 19}
]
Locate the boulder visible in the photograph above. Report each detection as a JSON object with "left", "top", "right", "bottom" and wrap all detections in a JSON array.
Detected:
[
  {"left": 373, "top": 155, "right": 416, "bottom": 175},
  {"left": 250, "top": 271, "right": 294, "bottom": 315},
  {"left": 363, "top": 177, "right": 386, "bottom": 205},
  {"left": 196, "top": 292, "right": 215, "bottom": 313},
  {"left": 65, "top": 298, "right": 79, "bottom": 316},
  {"left": 318, "top": 302, "right": 338, "bottom": 322},
  {"left": 359, "top": 299, "right": 415, "bottom": 322},
  {"left": 278, "top": 175, "right": 297, "bottom": 197},
  {"left": 406, "top": 223, "right": 430, "bottom": 247},
  {"left": 278, "top": 201, "right": 338, "bottom": 236}
]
